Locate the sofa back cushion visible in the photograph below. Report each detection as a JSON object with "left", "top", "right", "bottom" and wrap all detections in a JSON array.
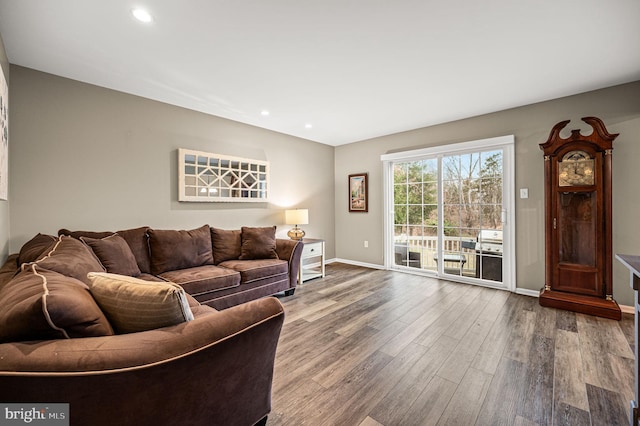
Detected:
[
  {"left": 211, "top": 228, "right": 242, "bottom": 264},
  {"left": 28, "top": 236, "right": 106, "bottom": 285},
  {"left": 148, "top": 225, "right": 214, "bottom": 275},
  {"left": 0, "top": 264, "right": 114, "bottom": 343},
  {"left": 239, "top": 226, "right": 279, "bottom": 260},
  {"left": 87, "top": 272, "right": 194, "bottom": 334},
  {"left": 58, "top": 229, "right": 113, "bottom": 239},
  {"left": 116, "top": 226, "right": 152, "bottom": 274},
  {"left": 59, "top": 227, "right": 153, "bottom": 274},
  {"left": 18, "top": 233, "right": 57, "bottom": 265},
  {"left": 81, "top": 234, "right": 142, "bottom": 277}
]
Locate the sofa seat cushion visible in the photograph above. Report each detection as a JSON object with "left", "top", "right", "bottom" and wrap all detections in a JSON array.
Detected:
[
  {"left": 158, "top": 265, "right": 240, "bottom": 297},
  {"left": 0, "top": 264, "right": 114, "bottom": 343},
  {"left": 136, "top": 273, "right": 166, "bottom": 282},
  {"left": 218, "top": 259, "right": 288, "bottom": 284}
]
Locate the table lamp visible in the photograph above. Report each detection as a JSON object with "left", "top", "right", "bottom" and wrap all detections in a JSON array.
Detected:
[{"left": 285, "top": 209, "right": 309, "bottom": 240}]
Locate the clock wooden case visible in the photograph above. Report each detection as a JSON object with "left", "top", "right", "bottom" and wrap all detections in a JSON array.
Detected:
[{"left": 539, "top": 116, "right": 621, "bottom": 320}]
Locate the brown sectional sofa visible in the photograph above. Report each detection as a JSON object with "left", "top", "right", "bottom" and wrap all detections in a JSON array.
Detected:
[
  {"left": 0, "top": 224, "right": 304, "bottom": 425},
  {"left": 58, "top": 224, "right": 303, "bottom": 309}
]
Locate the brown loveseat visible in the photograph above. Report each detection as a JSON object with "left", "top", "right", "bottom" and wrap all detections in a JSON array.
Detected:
[{"left": 0, "top": 224, "right": 302, "bottom": 425}]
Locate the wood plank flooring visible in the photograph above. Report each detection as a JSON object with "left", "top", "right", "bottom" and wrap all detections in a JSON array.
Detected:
[{"left": 269, "top": 263, "right": 634, "bottom": 426}]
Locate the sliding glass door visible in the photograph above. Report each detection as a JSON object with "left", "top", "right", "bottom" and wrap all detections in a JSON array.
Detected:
[{"left": 382, "top": 136, "right": 514, "bottom": 290}]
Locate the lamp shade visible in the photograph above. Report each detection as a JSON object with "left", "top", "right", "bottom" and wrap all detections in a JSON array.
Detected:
[{"left": 285, "top": 209, "right": 309, "bottom": 225}]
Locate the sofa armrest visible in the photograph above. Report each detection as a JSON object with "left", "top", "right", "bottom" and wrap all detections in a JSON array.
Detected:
[
  {"left": 0, "top": 297, "right": 285, "bottom": 426},
  {"left": 276, "top": 238, "right": 303, "bottom": 289}
]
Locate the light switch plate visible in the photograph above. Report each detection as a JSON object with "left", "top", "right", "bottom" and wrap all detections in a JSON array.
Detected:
[{"left": 520, "top": 188, "right": 529, "bottom": 199}]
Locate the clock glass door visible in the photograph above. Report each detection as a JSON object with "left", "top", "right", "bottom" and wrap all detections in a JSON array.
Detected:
[{"left": 558, "top": 192, "right": 596, "bottom": 266}]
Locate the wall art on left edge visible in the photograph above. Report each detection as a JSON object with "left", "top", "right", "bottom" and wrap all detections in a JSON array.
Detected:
[{"left": 0, "top": 65, "right": 7, "bottom": 200}]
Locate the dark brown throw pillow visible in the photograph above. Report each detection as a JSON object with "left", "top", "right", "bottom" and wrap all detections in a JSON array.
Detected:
[
  {"left": 18, "top": 233, "right": 57, "bottom": 265},
  {"left": 148, "top": 225, "right": 214, "bottom": 275},
  {"left": 0, "top": 264, "right": 114, "bottom": 343},
  {"left": 28, "top": 236, "right": 106, "bottom": 285},
  {"left": 211, "top": 228, "right": 242, "bottom": 264},
  {"left": 239, "top": 226, "right": 278, "bottom": 260},
  {"left": 81, "top": 234, "right": 142, "bottom": 277}
]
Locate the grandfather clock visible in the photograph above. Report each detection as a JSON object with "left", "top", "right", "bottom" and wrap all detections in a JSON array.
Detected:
[{"left": 539, "top": 116, "right": 621, "bottom": 320}]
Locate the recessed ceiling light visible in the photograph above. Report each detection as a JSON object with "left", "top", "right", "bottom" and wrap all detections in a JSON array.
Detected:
[
  {"left": 305, "top": 123, "right": 313, "bottom": 129},
  {"left": 261, "top": 110, "right": 270, "bottom": 116},
  {"left": 132, "top": 8, "right": 153, "bottom": 23}
]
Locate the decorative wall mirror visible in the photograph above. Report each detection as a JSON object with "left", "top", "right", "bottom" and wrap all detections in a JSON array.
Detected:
[{"left": 178, "top": 148, "right": 269, "bottom": 202}]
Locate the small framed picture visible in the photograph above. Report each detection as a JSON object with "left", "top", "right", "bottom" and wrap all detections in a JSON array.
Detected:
[{"left": 348, "top": 173, "right": 368, "bottom": 212}]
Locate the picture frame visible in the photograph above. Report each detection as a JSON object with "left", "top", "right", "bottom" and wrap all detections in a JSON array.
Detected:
[{"left": 348, "top": 173, "right": 368, "bottom": 212}]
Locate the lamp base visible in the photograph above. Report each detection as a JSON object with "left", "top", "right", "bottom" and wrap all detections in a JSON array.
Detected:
[{"left": 287, "top": 227, "right": 305, "bottom": 240}]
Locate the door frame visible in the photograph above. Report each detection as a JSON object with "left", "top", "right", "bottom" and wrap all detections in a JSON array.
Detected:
[{"left": 381, "top": 135, "right": 516, "bottom": 292}]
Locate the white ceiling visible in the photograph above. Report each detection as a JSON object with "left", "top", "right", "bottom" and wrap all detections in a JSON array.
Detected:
[{"left": 1, "top": 1, "right": 639, "bottom": 146}]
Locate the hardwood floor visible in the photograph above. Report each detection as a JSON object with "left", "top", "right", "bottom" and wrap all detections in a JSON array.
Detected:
[{"left": 269, "top": 263, "right": 634, "bottom": 426}]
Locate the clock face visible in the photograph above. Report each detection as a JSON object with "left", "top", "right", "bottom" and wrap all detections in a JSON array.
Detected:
[{"left": 558, "top": 150, "right": 594, "bottom": 186}]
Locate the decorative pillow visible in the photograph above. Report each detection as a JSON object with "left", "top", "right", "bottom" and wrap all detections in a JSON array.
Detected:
[
  {"left": 239, "top": 226, "right": 279, "bottom": 260},
  {"left": 147, "top": 225, "right": 214, "bottom": 275},
  {"left": 18, "top": 233, "right": 57, "bottom": 265},
  {"left": 28, "top": 236, "right": 106, "bottom": 285},
  {"left": 87, "top": 272, "right": 194, "bottom": 334},
  {"left": 0, "top": 264, "right": 114, "bottom": 343},
  {"left": 211, "top": 228, "right": 242, "bottom": 264},
  {"left": 81, "top": 234, "right": 142, "bottom": 277}
]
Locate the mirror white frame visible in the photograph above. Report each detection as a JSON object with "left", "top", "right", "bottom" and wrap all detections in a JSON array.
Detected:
[{"left": 178, "top": 148, "right": 269, "bottom": 202}]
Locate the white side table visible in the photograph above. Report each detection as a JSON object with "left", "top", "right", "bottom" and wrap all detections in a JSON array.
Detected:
[{"left": 298, "top": 238, "right": 325, "bottom": 283}]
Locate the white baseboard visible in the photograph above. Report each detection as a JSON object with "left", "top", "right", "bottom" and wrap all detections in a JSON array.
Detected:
[
  {"left": 515, "top": 288, "right": 540, "bottom": 298},
  {"left": 328, "top": 258, "right": 385, "bottom": 270},
  {"left": 620, "top": 304, "right": 634, "bottom": 314}
]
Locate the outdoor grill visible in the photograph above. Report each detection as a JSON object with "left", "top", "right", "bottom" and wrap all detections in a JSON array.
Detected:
[
  {"left": 474, "top": 230, "right": 503, "bottom": 282},
  {"left": 475, "top": 230, "right": 503, "bottom": 254}
]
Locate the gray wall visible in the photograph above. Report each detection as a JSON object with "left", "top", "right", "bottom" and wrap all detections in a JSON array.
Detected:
[
  {"left": 335, "top": 81, "right": 640, "bottom": 306},
  {"left": 0, "top": 33, "right": 9, "bottom": 260},
  {"left": 9, "top": 66, "right": 335, "bottom": 257}
]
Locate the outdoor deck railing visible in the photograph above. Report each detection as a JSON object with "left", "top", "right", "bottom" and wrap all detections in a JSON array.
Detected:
[{"left": 394, "top": 235, "right": 477, "bottom": 272}]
